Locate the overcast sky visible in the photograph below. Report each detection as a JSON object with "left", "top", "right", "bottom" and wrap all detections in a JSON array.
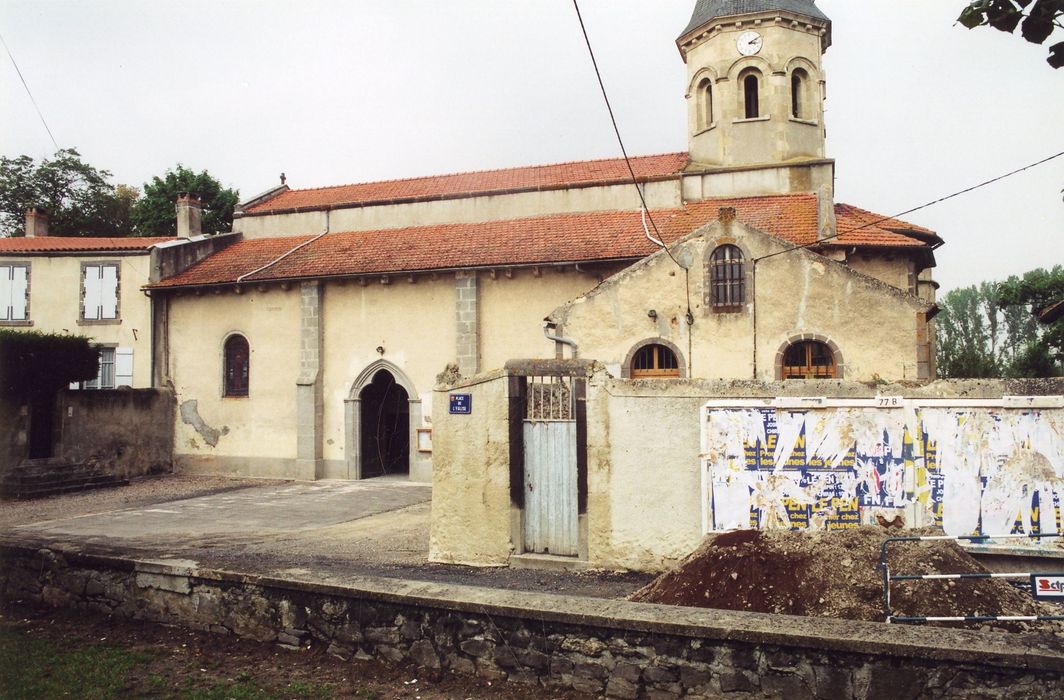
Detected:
[{"left": 2, "top": 0, "right": 1061, "bottom": 293}]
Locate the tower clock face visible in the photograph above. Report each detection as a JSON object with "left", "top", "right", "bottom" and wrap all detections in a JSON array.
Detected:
[{"left": 737, "top": 30, "right": 763, "bottom": 56}]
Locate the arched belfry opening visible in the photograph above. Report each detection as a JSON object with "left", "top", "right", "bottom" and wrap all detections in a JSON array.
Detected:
[{"left": 358, "top": 369, "right": 410, "bottom": 478}]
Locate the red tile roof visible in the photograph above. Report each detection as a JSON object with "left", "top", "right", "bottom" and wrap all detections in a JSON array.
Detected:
[
  {"left": 831, "top": 203, "right": 939, "bottom": 248},
  {"left": 150, "top": 195, "right": 936, "bottom": 289},
  {"left": 241, "top": 153, "right": 690, "bottom": 214},
  {"left": 0, "top": 236, "right": 174, "bottom": 253}
]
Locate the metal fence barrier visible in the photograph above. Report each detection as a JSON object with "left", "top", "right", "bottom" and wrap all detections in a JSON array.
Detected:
[{"left": 879, "top": 533, "right": 1064, "bottom": 624}]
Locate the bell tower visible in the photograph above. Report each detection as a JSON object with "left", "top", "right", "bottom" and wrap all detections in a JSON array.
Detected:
[{"left": 677, "top": 1, "right": 835, "bottom": 232}]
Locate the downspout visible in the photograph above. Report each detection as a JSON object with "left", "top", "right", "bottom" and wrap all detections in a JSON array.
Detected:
[
  {"left": 751, "top": 258, "right": 758, "bottom": 379},
  {"left": 543, "top": 322, "right": 578, "bottom": 360}
]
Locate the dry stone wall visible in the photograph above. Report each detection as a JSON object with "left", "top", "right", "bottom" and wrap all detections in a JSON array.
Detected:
[{"left": 1, "top": 544, "right": 1061, "bottom": 699}]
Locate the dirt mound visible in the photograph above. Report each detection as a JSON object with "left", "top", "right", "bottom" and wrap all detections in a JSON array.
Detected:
[{"left": 631, "top": 527, "right": 1062, "bottom": 628}]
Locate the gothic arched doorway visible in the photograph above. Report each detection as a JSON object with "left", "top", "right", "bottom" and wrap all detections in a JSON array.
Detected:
[{"left": 358, "top": 369, "right": 410, "bottom": 478}]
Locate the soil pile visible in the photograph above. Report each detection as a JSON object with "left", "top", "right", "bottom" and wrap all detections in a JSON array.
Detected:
[{"left": 631, "top": 527, "right": 1062, "bottom": 627}]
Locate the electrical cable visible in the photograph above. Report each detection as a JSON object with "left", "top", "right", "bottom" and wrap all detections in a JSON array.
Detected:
[
  {"left": 572, "top": 0, "right": 695, "bottom": 324},
  {"left": 0, "top": 30, "right": 60, "bottom": 151},
  {"left": 754, "top": 149, "right": 1064, "bottom": 263}
]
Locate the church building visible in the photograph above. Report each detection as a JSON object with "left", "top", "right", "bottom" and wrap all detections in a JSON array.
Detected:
[{"left": 139, "top": 0, "right": 941, "bottom": 483}]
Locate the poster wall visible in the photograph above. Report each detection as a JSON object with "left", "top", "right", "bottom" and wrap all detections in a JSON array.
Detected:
[{"left": 700, "top": 398, "right": 1064, "bottom": 538}]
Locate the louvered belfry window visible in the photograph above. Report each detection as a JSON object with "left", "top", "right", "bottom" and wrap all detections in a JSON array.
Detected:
[{"left": 710, "top": 245, "right": 745, "bottom": 307}]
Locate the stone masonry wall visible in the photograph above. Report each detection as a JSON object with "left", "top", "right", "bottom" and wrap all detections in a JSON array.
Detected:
[{"left": 1, "top": 545, "right": 1061, "bottom": 699}]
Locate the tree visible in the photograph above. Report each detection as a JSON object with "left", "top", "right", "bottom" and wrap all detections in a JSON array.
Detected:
[
  {"left": 959, "top": 0, "right": 1064, "bottom": 68},
  {"left": 132, "top": 165, "right": 239, "bottom": 236},
  {"left": 0, "top": 149, "right": 136, "bottom": 237},
  {"left": 936, "top": 266, "right": 1063, "bottom": 378}
]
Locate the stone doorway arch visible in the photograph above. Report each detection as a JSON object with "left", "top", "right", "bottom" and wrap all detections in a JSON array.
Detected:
[{"left": 344, "top": 360, "right": 423, "bottom": 480}]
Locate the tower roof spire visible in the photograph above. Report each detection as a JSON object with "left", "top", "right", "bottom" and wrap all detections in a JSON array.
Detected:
[{"left": 680, "top": 1, "right": 830, "bottom": 39}]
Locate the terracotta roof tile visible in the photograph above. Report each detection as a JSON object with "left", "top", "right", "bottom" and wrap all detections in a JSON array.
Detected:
[
  {"left": 831, "top": 203, "right": 938, "bottom": 248},
  {"left": 0, "top": 237, "right": 174, "bottom": 254},
  {"left": 154, "top": 194, "right": 819, "bottom": 288},
  {"left": 242, "top": 153, "right": 690, "bottom": 214},
  {"left": 151, "top": 195, "right": 935, "bottom": 289}
]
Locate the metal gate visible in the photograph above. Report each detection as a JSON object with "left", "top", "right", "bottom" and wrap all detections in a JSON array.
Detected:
[{"left": 522, "top": 374, "right": 578, "bottom": 556}]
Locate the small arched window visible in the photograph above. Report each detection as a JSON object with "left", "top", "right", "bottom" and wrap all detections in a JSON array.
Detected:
[
  {"left": 631, "top": 344, "right": 680, "bottom": 379},
  {"left": 698, "top": 78, "right": 714, "bottom": 129},
  {"left": 782, "top": 341, "right": 836, "bottom": 380},
  {"left": 710, "top": 245, "right": 745, "bottom": 307},
  {"left": 743, "top": 73, "right": 760, "bottom": 119},
  {"left": 791, "top": 68, "right": 808, "bottom": 119},
  {"left": 224, "top": 334, "right": 250, "bottom": 396}
]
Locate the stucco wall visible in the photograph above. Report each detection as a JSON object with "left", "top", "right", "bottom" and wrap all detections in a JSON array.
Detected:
[
  {"left": 847, "top": 252, "right": 914, "bottom": 293},
  {"left": 0, "top": 254, "right": 155, "bottom": 387},
  {"left": 428, "top": 371, "right": 513, "bottom": 566},
  {"left": 168, "top": 289, "right": 302, "bottom": 476},
  {"left": 0, "top": 394, "right": 29, "bottom": 475},
  {"left": 56, "top": 388, "right": 175, "bottom": 478},
  {"left": 430, "top": 368, "right": 1064, "bottom": 572},
  {"left": 234, "top": 180, "right": 681, "bottom": 239},
  {"left": 550, "top": 219, "right": 930, "bottom": 382}
]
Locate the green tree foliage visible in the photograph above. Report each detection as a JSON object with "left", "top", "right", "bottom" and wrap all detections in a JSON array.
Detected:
[
  {"left": 0, "top": 149, "right": 136, "bottom": 237},
  {"left": 132, "top": 165, "right": 239, "bottom": 236},
  {"left": 0, "top": 329, "right": 100, "bottom": 398},
  {"left": 936, "top": 266, "right": 1063, "bottom": 378},
  {"left": 959, "top": 0, "right": 1064, "bottom": 68}
]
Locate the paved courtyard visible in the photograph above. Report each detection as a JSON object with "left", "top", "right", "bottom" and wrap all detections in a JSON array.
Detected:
[{"left": 0, "top": 475, "right": 650, "bottom": 598}]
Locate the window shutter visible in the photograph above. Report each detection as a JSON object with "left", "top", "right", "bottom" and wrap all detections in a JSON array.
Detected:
[
  {"left": 0, "top": 266, "right": 11, "bottom": 320},
  {"left": 115, "top": 347, "right": 134, "bottom": 387},
  {"left": 11, "top": 266, "right": 27, "bottom": 320},
  {"left": 101, "top": 265, "right": 118, "bottom": 319},
  {"left": 83, "top": 266, "right": 102, "bottom": 320}
]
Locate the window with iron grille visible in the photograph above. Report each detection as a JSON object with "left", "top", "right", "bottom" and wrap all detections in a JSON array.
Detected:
[
  {"left": 782, "top": 341, "right": 837, "bottom": 379},
  {"left": 710, "top": 245, "right": 745, "bottom": 307},
  {"left": 224, "top": 334, "right": 250, "bottom": 397},
  {"left": 631, "top": 344, "right": 680, "bottom": 379}
]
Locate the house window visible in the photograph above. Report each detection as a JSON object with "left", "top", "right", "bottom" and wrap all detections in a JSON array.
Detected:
[
  {"left": 698, "top": 78, "right": 714, "bottom": 129},
  {"left": 84, "top": 347, "right": 116, "bottom": 389},
  {"left": 82, "top": 263, "right": 119, "bottom": 321},
  {"left": 743, "top": 73, "right": 760, "bottom": 119},
  {"left": 224, "top": 334, "right": 250, "bottom": 397},
  {"left": 782, "top": 341, "right": 837, "bottom": 379},
  {"left": 0, "top": 263, "right": 29, "bottom": 322},
  {"left": 631, "top": 344, "right": 680, "bottom": 379},
  {"left": 791, "top": 69, "right": 808, "bottom": 119},
  {"left": 710, "top": 245, "right": 745, "bottom": 307}
]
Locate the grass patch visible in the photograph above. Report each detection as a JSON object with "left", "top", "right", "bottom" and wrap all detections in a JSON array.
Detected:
[{"left": 0, "top": 623, "right": 151, "bottom": 699}]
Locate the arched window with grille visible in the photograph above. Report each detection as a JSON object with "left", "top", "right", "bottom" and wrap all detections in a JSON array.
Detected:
[
  {"left": 630, "top": 343, "right": 681, "bottom": 379},
  {"left": 782, "top": 341, "right": 837, "bottom": 379},
  {"left": 709, "top": 245, "right": 745, "bottom": 308},
  {"left": 224, "top": 334, "right": 250, "bottom": 396},
  {"left": 743, "top": 73, "right": 760, "bottom": 119}
]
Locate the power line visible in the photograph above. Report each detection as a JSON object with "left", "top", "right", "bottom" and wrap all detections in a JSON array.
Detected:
[
  {"left": 570, "top": 0, "right": 682, "bottom": 270},
  {"left": 754, "top": 150, "right": 1064, "bottom": 263},
  {"left": 571, "top": 0, "right": 695, "bottom": 324},
  {"left": 0, "top": 30, "right": 59, "bottom": 151}
]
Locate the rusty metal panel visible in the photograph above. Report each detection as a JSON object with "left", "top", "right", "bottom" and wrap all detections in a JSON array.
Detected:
[{"left": 523, "top": 420, "right": 578, "bottom": 556}]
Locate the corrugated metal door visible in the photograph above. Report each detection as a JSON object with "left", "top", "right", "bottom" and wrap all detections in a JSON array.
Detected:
[{"left": 523, "top": 376, "right": 578, "bottom": 556}]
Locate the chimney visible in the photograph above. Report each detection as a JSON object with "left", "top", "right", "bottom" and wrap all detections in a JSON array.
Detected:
[
  {"left": 175, "top": 192, "right": 203, "bottom": 239},
  {"left": 24, "top": 207, "right": 49, "bottom": 238}
]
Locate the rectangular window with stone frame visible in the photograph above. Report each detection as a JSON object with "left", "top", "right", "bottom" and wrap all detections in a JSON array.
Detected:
[
  {"left": 0, "top": 263, "right": 30, "bottom": 323},
  {"left": 81, "top": 262, "right": 120, "bottom": 322}
]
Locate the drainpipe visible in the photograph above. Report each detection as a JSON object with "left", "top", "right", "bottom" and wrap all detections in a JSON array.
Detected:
[
  {"left": 751, "top": 258, "right": 758, "bottom": 379},
  {"left": 543, "top": 322, "right": 578, "bottom": 360}
]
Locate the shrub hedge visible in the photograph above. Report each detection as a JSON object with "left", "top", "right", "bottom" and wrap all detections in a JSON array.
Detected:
[{"left": 0, "top": 329, "right": 100, "bottom": 398}]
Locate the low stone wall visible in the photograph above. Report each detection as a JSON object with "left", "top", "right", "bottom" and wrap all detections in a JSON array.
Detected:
[
  {"left": 56, "top": 388, "right": 175, "bottom": 477},
  {"left": 2, "top": 544, "right": 1061, "bottom": 699}
]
